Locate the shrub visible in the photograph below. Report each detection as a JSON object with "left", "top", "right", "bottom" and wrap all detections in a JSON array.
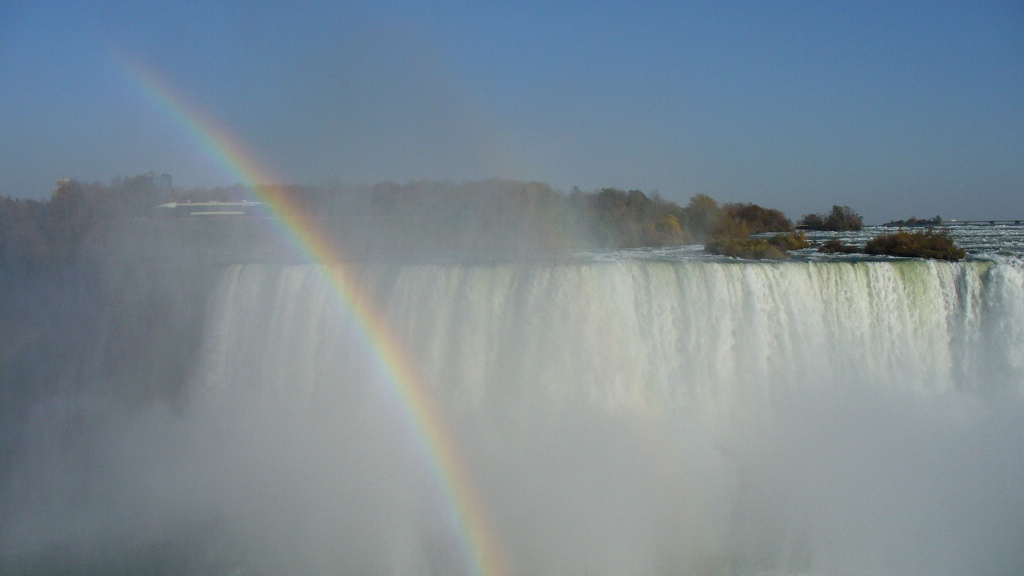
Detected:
[
  {"left": 817, "top": 239, "right": 860, "bottom": 254},
  {"left": 705, "top": 237, "right": 789, "bottom": 260},
  {"left": 768, "top": 231, "right": 809, "bottom": 251},
  {"left": 709, "top": 216, "right": 751, "bottom": 242},
  {"left": 863, "top": 229, "right": 965, "bottom": 260}
]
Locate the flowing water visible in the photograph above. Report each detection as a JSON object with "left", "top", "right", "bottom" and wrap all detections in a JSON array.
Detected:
[{"left": 2, "top": 228, "right": 1024, "bottom": 575}]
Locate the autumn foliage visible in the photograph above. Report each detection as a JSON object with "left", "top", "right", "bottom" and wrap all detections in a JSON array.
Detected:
[{"left": 864, "top": 229, "right": 965, "bottom": 260}]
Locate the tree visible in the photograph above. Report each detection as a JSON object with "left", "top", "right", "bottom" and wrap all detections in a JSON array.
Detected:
[
  {"left": 682, "top": 194, "right": 722, "bottom": 241},
  {"left": 722, "top": 203, "right": 792, "bottom": 233},
  {"left": 800, "top": 205, "right": 863, "bottom": 231}
]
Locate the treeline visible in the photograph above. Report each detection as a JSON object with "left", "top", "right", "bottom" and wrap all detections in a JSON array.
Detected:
[
  {"left": 570, "top": 189, "right": 793, "bottom": 247},
  {"left": 882, "top": 215, "right": 943, "bottom": 227},
  {"left": 0, "top": 175, "right": 176, "bottom": 270},
  {"left": 1, "top": 173, "right": 973, "bottom": 268},
  {"left": 0, "top": 175, "right": 813, "bottom": 268},
  {"left": 797, "top": 205, "right": 864, "bottom": 231},
  {"left": 15, "top": 173, "right": 944, "bottom": 266}
]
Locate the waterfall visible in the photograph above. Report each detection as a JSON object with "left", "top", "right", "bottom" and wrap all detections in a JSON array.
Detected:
[
  {"left": 197, "top": 260, "right": 1021, "bottom": 404},
  {"left": 4, "top": 259, "right": 1023, "bottom": 575},
  {"left": 187, "top": 260, "right": 1024, "bottom": 575}
]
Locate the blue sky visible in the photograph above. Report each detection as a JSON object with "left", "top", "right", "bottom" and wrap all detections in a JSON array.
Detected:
[{"left": 1, "top": 1, "right": 1021, "bottom": 222}]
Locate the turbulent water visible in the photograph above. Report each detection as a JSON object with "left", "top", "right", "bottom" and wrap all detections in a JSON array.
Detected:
[{"left": 3, "top": 242, "right": 1024, "bottom": 574}]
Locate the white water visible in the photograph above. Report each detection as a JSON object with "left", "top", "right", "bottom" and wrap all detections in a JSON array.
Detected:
[{"left": 5, "top": 259, "right": 1024, "bottom": 575}]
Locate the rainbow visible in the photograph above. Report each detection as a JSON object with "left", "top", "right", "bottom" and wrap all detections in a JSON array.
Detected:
[{"left": 123, "top": 60, "right": 504, "bottom": 576}]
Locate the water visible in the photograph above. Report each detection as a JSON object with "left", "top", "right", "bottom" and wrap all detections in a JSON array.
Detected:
[
  {"left": 574, "top": 224, "right": 1024, "bottom": 263},
  {"left": 801, "top": 224, "right": 1024, "bottom": 261},
  {"left": 2, "top": 229, "right": 1024, "bottom": 575}
]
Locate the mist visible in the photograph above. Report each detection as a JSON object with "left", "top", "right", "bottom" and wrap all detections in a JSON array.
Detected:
[
  {"left": 3, "top": 254, "right": 1023, "bottom": 575},
  {"left": 2, "top": 2, "right": 1024, "bottom": 572}
]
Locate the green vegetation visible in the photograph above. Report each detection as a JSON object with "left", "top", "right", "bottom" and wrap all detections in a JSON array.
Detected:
[
  {"left": 700, "top": 200, "right": 803, "bottom": 259},
  {"left": 882, "top": 215, "right": 943, "bottom": 227},
  {"left": 705, "top": 237, "right": 788, "bottom": 260},
  {"left": 799, "top": 205, "right": 863, "bottom": 231},
  {"left": 5, "top": 174, "right": 963, "bottom": 265},
  {"left": 704, "top": 231, "right": 808, "bottom": 260},
  {"left": 768, "top": 231, "right": 810, "bottom": 251},
  {"left": 864, "top": 229, "right": 966, "bottom": 260},
  {"left": 577, "top": 187, "right": 689, "bottom": 247},
  {"left": 815, "top": 230, "right": 966, "bottom": 260},
  {"left": 3, "top": 175, "right": 813, "bottom": 270},
  {"left": 722, "top": 202, "right": 792, "bottom": 234}
]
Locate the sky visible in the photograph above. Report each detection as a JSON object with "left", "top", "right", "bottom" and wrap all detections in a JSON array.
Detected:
[{"left": 0, "top": 1, "right": 1021, "bottom": 222}]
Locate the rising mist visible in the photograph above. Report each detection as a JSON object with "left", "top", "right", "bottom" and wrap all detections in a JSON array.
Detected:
[{"left": 2, "top": 240, "right": 1023, "bottom": 575}]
